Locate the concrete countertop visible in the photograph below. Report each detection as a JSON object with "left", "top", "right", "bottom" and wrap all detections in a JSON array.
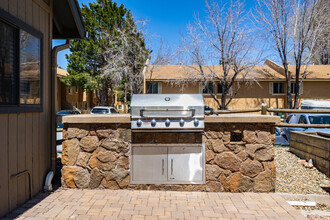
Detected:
[
  {"left": 205, "top": 114, "right": 281, "bottom": 123},
  {"left": 62, "top": 114, "right": 131, "bottom": 123},
  {"left": 62, "top": 114, "right": 280, "bottom": 124}
]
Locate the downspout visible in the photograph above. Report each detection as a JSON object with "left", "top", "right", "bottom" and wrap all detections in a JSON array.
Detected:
[{"left": 46, "top": 40, "right": 70, "bottom": 190}]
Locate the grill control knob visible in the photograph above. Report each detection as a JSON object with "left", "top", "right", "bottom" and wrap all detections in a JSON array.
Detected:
[
  {"left": 194, "top": 118, "right": 199, "bottom": 126},
  {"left": 179, "top": 119, "right": 185, "bottom": 127},
  {"left": 165, "top": 119, "right": 170, "bottom": 127},
  {"left": 151, "top": 119, "right": 156, "bottom": 127},
  {"left": 137, "top": 119, "right": 142, "bottom": 127}
]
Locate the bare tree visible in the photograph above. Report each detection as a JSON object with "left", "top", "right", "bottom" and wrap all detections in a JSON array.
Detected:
[
  {"left": 309, "top": 0, "right": 330, "bottom": 64},
  {"left": 147, "top": 38, "right": 175, "bottom": 93},
  {"left": 180, "top": 0, "right": 258, "bottom": 110},
  {"left": 255, "top": 0, "right": 294, "bottom": 109},
  {"left": 290, "top": 0, "right": 327, "bottom": 108}
]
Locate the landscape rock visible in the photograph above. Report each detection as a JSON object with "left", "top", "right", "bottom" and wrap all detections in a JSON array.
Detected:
[
  {"left": 222, "top": 132, "right": 231, "bottom": 143},
  {"left": 96, "top": 127, "right": 115, "bottom": 139},
  {"left": 205, "top": 131, "right": 222, "bottom": 139},
  {"left": 61, "top": 138, "right": 79, "bottom": 166},
  {"left": 117, "top": 128, "right": 131, "bottom": 142},
  {"left": 89, "top": 168, "right": 103, "bottom": 189},
  {"left": 206, "top": 165, "right": 222, "bottom": 180},
  {"left": 109, "top": 168, "right": 129, "bottom": 180},
  {"left": 102, "top": 139, "right": 128, "bottom": 153},
  {"left": 245, "top": 144, "right": 264, "bottom": 159},
  {"left": 66, "top": 125, "right": 89, "bottom": 139},
  {"left": 214, "top": 152, "right": 242, "bottom": 172},
  {"left": 256, "top": 131, "right": 272, "bottom": 144},
  {"left": 76, "top": 152, "right": 91, "bottom": 168},
  {"left": 236, "top": 150, "right": 248, "bottom": 161},
  {"left": 254, "top": 170, "right": 274, "bottom": 192},
  {"left": 255, "top": 148, "right": 274, "bottom": 161},
  {"left": 242, "top": 130, "right": 257, "bottom": 143},
  {"left": 96, "top": 147, "right": 117, "bottom": 163},
  {"left": 117, "top": 156, "right": 129, "bottom": 169},
  {"left": 205, "top": 150, "right": 215, "bottom": 162},
  {"left": 102, "top": 179, "right": 120, "bottom": 189},
  {"left": 117, "top": 176, "right": 130, "bottom": 188},
  {"left": 80, "top": 136, "right": 99, "bottom": 152},
  {"left": 240, "top": 159, "right": 263, "bottom": 178},
  {"left": 227, "top": 144, "right": 241, "bottom": 154},
  {"left": 224, "top": 172, "right": 241, "bottom": 192},
  {"left": 209, "top": 139, "right": 226, "bottom": 153},
  {"left": 74, "top": 167, "right": 90, "bottom": 189},
  {"left": 205, "top": 181, "right": 224, "bottom": 192},
  {"left": 62, "top": 166, "right": 76, "bottom": 188}
]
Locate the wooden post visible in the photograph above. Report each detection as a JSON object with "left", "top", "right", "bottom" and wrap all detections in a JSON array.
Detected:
[{"left": 261, "top": 103, "right": 268, "bottom": 115}]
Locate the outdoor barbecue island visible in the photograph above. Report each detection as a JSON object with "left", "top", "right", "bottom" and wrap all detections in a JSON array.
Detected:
[{"left": 61, "top": 96, "right": 280, "bottom": 193}]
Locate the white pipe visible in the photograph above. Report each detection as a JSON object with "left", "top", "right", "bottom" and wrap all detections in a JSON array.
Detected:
[{"left": 44, "top": 170, "right": 54, "bottom": 191}]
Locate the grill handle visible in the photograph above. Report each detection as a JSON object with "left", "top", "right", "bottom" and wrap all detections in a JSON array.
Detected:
[{"left": 140, "top": 108, "right": 195, "bottom": 117}]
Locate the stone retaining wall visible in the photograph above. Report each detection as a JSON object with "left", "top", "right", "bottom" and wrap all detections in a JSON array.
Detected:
[{"left": 61, "top": 121, "right": 276, "bottom": 192}]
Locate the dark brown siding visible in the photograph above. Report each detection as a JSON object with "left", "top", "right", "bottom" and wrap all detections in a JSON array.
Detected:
[{"left": 0, "top": 0, "right": 52, "bottom": 216}]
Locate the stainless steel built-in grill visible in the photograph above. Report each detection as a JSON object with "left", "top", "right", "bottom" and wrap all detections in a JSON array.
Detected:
[
  {"left": 131, "top": 94, "right": 205, "bottom": 132},
  {"left": 130, "top": 94, "right": 205, "bottom": 185}
]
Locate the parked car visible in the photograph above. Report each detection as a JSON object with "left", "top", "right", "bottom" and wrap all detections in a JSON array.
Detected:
[
  {"left": 56, "top": 110, "right": 80, "bottom": 128},
  {"left": 281, "top": 113, "right": 330, "bottom": 141},
  {"left": 91, "top": 106, "right": 118, "bottom": 114}
]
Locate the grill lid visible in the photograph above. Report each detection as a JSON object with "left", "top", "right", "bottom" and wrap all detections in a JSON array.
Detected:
[{"left": 131, "top": 94, "right": 204, "bottom": 108}]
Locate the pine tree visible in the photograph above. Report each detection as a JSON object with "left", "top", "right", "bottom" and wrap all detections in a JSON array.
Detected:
[{"left": 63, "top": 0, "right": 127, "bottom": 106}]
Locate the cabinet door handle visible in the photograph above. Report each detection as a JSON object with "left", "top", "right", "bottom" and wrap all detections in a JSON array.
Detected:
[
  {"left": 162, "top": 159, "right": 164, "bottom": 175},
  {"left": 171, "top": 158, "right": 173, "bottom": 175}
]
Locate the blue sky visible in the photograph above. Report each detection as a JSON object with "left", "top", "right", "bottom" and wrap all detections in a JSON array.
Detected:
[{"left": 54, "top": 0, "right": 258, "bottom": 70}]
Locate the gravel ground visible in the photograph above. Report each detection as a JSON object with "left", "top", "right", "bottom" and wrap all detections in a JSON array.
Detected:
[
  {"left": 275, "top": 146, "right": 330, "bottom": 219},
  {"left": 275, "top": 146, "right": 330, "bottom": 195}
]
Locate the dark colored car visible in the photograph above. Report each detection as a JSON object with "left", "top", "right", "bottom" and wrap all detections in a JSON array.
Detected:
[{"left": 56, "top": 110, "right": 80, "bottom": 128}]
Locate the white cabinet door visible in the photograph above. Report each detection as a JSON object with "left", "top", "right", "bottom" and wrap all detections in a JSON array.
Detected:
[
  {"left": 168, "top": 146, "right": 203, "bottom": 183},
  {"left": 131, "top": 146, "right": 167, "bottom": 184}
]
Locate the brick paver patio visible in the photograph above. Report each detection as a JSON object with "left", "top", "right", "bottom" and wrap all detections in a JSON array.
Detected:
[{"left": 5, "top": 189, "right": 307, "bottom": 220}]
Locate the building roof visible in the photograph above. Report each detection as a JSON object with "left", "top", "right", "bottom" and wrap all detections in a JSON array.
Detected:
[
  {"left": 145, "top": 61, "right": 330, "bottom": 81},
  {"left": 57, "top": 68, "right": 68, "bottom": 78}
]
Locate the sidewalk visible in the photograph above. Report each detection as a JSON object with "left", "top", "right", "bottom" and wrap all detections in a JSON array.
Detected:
[{"left": 4, "top": 189, "right": 307, "bottom": 220}]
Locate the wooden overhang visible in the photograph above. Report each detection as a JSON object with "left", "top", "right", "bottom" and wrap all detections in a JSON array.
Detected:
[{"left": 53, "top": 0, "right": 85, "bottom": 39}]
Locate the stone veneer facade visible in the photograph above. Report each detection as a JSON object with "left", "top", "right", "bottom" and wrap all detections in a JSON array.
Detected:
[{"left": 61, "top": 117, "right": 276, "bottom": 192}]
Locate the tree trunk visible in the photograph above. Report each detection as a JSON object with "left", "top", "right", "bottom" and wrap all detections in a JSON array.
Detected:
[
  {"left": 124, "top": 82, "right": 127, "bottom": 113},
  {"left": 293, "top": 66, "right": 300, "bottom": 109},
  {"left": 101, "top": 86, "right": 108, "bottom": 106},
  {"left": 109, "top": 88, "right": 114, "bottom": 107},
  {"left": 221, "top": 93, "right": 226, "bottom": 110},
  {"left": 285, "top": 67, "right": 292, "bottom": 109}
]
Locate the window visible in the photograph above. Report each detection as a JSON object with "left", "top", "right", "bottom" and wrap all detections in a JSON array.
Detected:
[
  {"left": 202, "top": 82, "right": 214, "bottom": 94},
  {"left": 290, "top": 82, "right": 303, "bottom": 94},
  {"left": 75, "top": 86, "right": 78, "bottom": 93},
  {"left": 217, "top": 83, "right": 223, "bottom": 94},
  {"left": 147, "top": 82, "right": 160, "bottom": 94},
  {"left": 68, "top": 87, "right": 72, "bottom": 94},
  {"left": 270, "top": 82, "right": 284, "bottom": 94},
  {"left": 0, "top": 11, "right": 42, "bottom": 112},
  {"left": 110, "top": 108, "right": 118, "bottom": 113},
  {"left": 298, "top": 116, "right": 307, "bottom": 124},
  {"left": 285, "top": 115, "right": 293, "bottom": 123}
]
